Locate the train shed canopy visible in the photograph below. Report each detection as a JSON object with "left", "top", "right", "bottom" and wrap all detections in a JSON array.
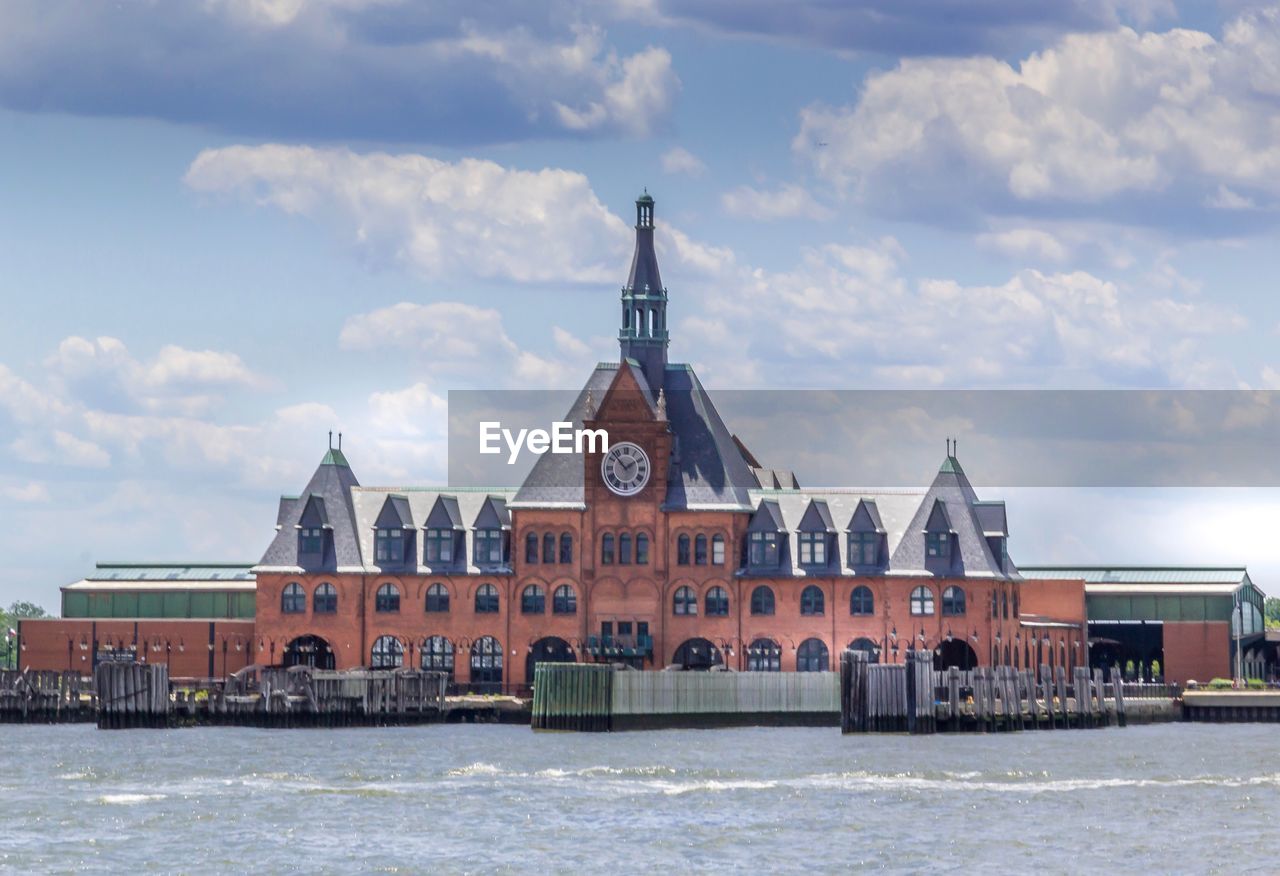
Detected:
[{"left": 61, "top": 563, "right": 256, "bottom": 619}]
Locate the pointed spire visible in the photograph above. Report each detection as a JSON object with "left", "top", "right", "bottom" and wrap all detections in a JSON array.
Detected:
[{"left": 619, "top": 190, "right": 668, "bottom": 389}]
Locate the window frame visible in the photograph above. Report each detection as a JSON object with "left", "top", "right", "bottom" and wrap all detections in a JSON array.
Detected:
[
  {"left": 942, "top": 585, "right": 966, "bottom": 617},
  {"left": 705, "top": 585, "right": 729, "bottom": 617},
  {"left": 281, "top": 582, "right": 306, "bottom": 614},
  {"left": 850, "top": 585, "right": 874, "bottom": 617},
  {"left": 910, "top": 585, "right": 936, "bottom": 616},
  {"left": 313, "top": 582, "right": 337, "bottom": 614},
  {"left": 552, "top": 584, "right": 577, "bottom": 615},
  {"left": 750, "top": 585, "right": 775, "bottom": 616},
  {"left": 375, "top": 582, "right": 401, "bottom": 613},
  {"left": 800, "top": 584, "right": 825, "bottom": 617},
  {"left": 424, "top": 528, "right": 455, "bottom": 564},
  {"left": 521, "top": 584, "right": 546, "bottom": 615},
  {"left": 425, "top": 582, "right": 450, "bottom": 613},
  {"left": 474, "top": 583, "right": 500, "bottom": 614},
  {"left": 673, "top": 585, "right": 697, "bottom": 616}
]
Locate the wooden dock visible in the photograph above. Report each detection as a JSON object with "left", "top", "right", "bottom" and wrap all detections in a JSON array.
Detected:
[
  {"left": 0, "top": 670, "right": 90, "bottom": 723},
  {"left": 841, "top": 650, "right": 1141, "bottom": 734}
]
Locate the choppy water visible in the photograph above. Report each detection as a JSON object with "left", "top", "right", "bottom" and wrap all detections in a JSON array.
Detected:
[{"left": 1, "top": 723, "right": 1275, "bottom": 873}]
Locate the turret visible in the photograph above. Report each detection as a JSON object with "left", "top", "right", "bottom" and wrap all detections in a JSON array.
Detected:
[{"left": 618, "top": 190, "right": 668, "bottom": 390}]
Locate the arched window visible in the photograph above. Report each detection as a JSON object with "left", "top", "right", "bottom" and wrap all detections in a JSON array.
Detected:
[
  {"left": 543, "top": 533, "right": 556, "bottom": 564},
  {"left": 552, "top": 584, "right": 576, "bottom": 615},
  {"left": 750, "top": 585, "right": 775, "bottom": 616},
  {"left": 677, "top": 534, "right": 690, "bottom": 565},
  {"left": 942, "top": 585, "right": 966, "bottom": 616},
  {"left": 705, "top": 586, "right": 729, "bottom": 617},
  {"left": 850, "top": 585, "right": 874, "bottom": 616},
  {"left": 748, "top": 637, "right": 781, "bottom": 671},
  {"left": 559, "top": 533, "right": 573, "bottom": 564},
  {"left": 992, "top": 591, "right": 999, "bottom": 618},
  {"left": 910, "top": 586, "right": 935, "bottom": 616},
  {"left": 1001, "top": 591, "right": 1009, "bottom": 619},
  {"left": 375, "top": 583, "right": 400, "bottom": 613},
  {"left": 849, "top": 637, "right": 880, "bottom": 664},
  {"left": 371, "top": 635, "right": 403, "bottom": 669},
  {"left": 421, "top": 635, "right": 454, "bottom": 677},
  {"left": 425, "top": 582, "right": 449, "bottom": 613},
  {"left": 601, "top": 534, "right": 615, "bottom": 565},
  {"left": 313, "top": 582, "right": 337, "bottom": 614},
  {"left": 619, "top": 533, "right": 632, "bottom": 565},
  {"left": 635, "top": 533, "right": 649, "bottom": 564},
  {"left": 470, "top": 636, "right": 503, "bottom": 689},
  {"left": 1013, "top": 591, "right": 1019, "bottom": 617},
  {"left": 800, "top": 585, "right": 825, "bottom": 616},
  {"left": 521, "top": 584, "right": 545, "bottom": 614},
  {"left": 673, "top": 585, "right": 697, "bottom": 616},
  {"left": 474, "top": 583, "right": 499, "bottom": 614},
  {"left": 281, "top": 582, "right": 305, "bottom": 614},
  {"left": 711, "top": 534, "right": 725, "bottom": 565},
  {"left": 525, "top": 532, "right": 539, "bottom": 564},
  {"left": 797, "top": 638, "right": 829, "bottom": 672},
  {"left": 695, "top": 534, "right": 708, "bottom": 565}
]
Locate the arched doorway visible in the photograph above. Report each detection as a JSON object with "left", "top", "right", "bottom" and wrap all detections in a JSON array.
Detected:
[
  {"left": 526, "top": 636, "right": 575, "bottom": 684},
  {"left": 673, "top": 637, "right": 722, "bottom": 671},
  {"left": 848, "top": 637, "right": 881, "bottom": 664},
  {"left": 283, "top": 635, "right": 335, "bottom": 670},
  {"left": 934, "top": 639, "right": 978, "bottom": 671}
]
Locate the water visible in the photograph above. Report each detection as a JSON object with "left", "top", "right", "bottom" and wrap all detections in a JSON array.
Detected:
[{"left": 1, "top": 724, "right": 1276, "bottom": 873}]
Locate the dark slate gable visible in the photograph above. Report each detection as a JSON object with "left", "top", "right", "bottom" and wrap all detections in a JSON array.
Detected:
[
  {"left": 847, "top": 499, "right": 885, "bottom": 533},
  {"left": 275, "top": 496, "right": 298, "bottom": 528},
  {"left": 474, "top": 495, "right": 511, "bottom": 530},
  {"left": 257, "top": 449, "right": 363, "bottom": 571},
  {"left": 974, "top": 501, "right": 1008, "bottom": 536},
  {"left": 747, "top": 498, "right": 786, "bottom": 533},
  {"left": 424, "top": 495, "right": 464, "bottom": 529},
  {"left": 924, "top": 499, "right": 953, "bottom": 533},
  {"left": 797, "top": 499, "right": 836, "bottom": 532},
  {"left": 374, "top": 495, "right": 414, "bottom": 530}
]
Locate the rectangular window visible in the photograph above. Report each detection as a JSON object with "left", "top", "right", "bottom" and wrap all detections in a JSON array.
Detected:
[
  {"left": 300, "top": 527, "right": 323, "bottom": 554},
  {"left": 375, "top": 528, "right": 401, "bottom": 563},
  {"left": 711, "top": 537, "right": 724, "bottom": 565},
  {"left": 474, "top": 530, "right": 505, "bottom": 564},
  {"left": 926, "top": 531, "right": 950, "bottom": 558},
  {"left": 849, "top": 532, "right": 878, "bottom": 566},
  {"left": 749, "top": 532, "right": 780, "bottom": 567},
  {"left": 798, "top": 532, "right": 826, "bottom": 566},
  {"left": 425, "top": 529, "right": 453, "bottom": 563},
  {"left": 617, "top": 621, "right": 633, "bottom": 637}
]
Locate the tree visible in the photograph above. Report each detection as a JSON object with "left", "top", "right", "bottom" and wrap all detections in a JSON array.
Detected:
[
  {"left": 1266, "top": 597, "right": 1280, "bottom": 630},
  {"left": 1, "top": 601, "right": 49, "bottom": 669}
]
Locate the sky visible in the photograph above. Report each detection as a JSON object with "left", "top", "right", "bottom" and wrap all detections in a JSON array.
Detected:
[{"left": 5, "top": 0, "right": 1280, "bottom": 606}]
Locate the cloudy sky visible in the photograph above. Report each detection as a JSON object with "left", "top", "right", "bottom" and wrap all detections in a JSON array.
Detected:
[{"left": 5, "top": 0, "right": 1280, "bottom": 606}]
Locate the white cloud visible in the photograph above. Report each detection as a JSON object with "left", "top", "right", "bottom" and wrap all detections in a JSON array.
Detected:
[
  {"left": 368, "top": 383, "right": 448, "bottom": 439},
  {"left": 186, "top": 146, "right": 634, "bottom": 285},
  {"left": 340, "top": 300, "right": 581, "bottom": 387},
  {"left": 794, "top": 8, "right": 1280, "bottom": 227},
  {"left": 12, "top": 430, "right": 111, "bottom": 468},
  {"left": 683, "top": 236, "right": 1245, "bottom": 388},
  {"left": 0, "top": 4, "right": 679, "bottom": 142},
  {"left": 661, "top": 146, "right": 706, "bottom": 177},
  {"left": 45, "top": 335, "right": 260, "bottom": 414},
  {"left": 720, "top": 183, "right": 833, "bottom": 221},
  {"left": 2, "top": 481, "right": 50, "bottom": 503},
  {"left": 977, "top": 228, "right": 1070, "bottom": 263}
]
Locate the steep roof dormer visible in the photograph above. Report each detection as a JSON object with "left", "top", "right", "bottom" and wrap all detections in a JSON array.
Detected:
[{"left": 255, "top": 433, "right": 362, "bottom": 572}]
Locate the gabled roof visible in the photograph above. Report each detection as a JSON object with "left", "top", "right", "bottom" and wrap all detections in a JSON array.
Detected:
[
  {"left": 256, "top": 448, "right": 363, "bottom": 572},
  {"left": 474, "top": 495, "right": 511, "bottom": 530},
  {"left": 797, "top": 498, "right": 836, "bottom": 532},
  {"left": 374, "top": 494, "right": 414, "bottom": 530},
  {"left": 424, "top": 494, "right": 464, "bottom": 529},
  {"left": 847, "top": 498, "right": 885, "bottom": 533},
  {"left": 299, "top": 494, "right": 330, "bottom": 528},
  {"left": 887, "top": 455, "right": 1019, "bottom": 580},
  {"left": 923, "top": 499, "right": 953, "bottom": 533},
  {"left": 746, "top": 498, "right": 786, "bottom": 533}
]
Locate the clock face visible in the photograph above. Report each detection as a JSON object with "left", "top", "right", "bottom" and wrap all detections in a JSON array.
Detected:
[{"left": 601, "top": 442, "right": 651, "bottom": 496}]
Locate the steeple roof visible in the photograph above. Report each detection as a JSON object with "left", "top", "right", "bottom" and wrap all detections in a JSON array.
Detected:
[{"left": 255, "top": 442, "right": 363, "bottom": 571}]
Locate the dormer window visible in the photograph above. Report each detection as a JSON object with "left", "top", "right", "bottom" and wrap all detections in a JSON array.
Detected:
[
  {"left": 926, "top": 531, "right": 950, "bottom": 558},
  {"left": 748, "top": 532, "right": 780, "bottom": 566},
  {"left": 798, "top": 532, "right": 826, "bottom": 566},
  {"left": 375, "top": 528, "right": 403, "bottom": 564},
  {"left": 425, "top": 528, "right": 455, "bottom": 563},
  {"left": 474, "top": 529, "right": 505, "bottom": 564},
  {"left": 849, "top": 532, "right": 878, "bottom": 566},
  {"left": 299, "top": 528, "right": 323, "bottom": 555}
]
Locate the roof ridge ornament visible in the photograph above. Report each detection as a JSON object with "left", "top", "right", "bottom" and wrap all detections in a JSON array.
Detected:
[
  {"left": 656, "top": 387, "right": 667, "bottom": 420},
  {"left": 585, "top": 390, "right": 596, "bottom": 419}
]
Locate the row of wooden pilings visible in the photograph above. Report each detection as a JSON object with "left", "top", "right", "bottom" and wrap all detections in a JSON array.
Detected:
[
  {"left": 0, "top": 669, "right": 90, "bottom": 723},
  {"left": 89, "top": 663, "right": 449, "bottom": 729},
  {"left": 840, "top": 650, "right": 1127, "bottom": 734},
  {"left": 531, "top": 664, "right": 614, "bottom": 731}
]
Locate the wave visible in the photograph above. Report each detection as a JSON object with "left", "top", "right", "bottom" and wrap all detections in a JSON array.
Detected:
[
  {"left": 446, "top": 762, "right": 504, "bottom": 777},
  {"left": 98, "top": 793, "right": 166, "bottom": 805}
]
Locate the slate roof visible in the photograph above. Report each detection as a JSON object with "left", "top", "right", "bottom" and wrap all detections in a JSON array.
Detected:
[
  {"left": 84, "top": 563, "right": 255, "bottom": 582},
  {"left": 888, "top": 455, "right": 1019, "bottom": 580},
  {"left": 1019, "top": 566, "right": 1251, "bottom": 587},
  {"left": 256, "top": 449, "right": 363, "bottom": 572}
]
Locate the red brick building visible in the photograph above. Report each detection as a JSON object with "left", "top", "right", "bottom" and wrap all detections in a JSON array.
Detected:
[{"left": 16, "top": 193, "right": 1266, "bottom": 689}]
